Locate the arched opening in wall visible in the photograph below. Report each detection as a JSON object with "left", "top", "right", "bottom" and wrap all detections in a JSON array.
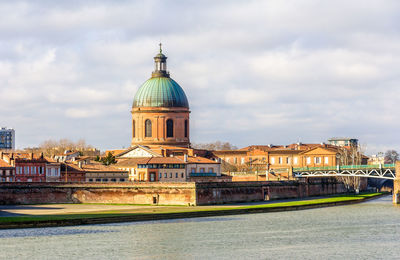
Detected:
[
  {"left": 184, "top": 120, "right": 188, "bottom": 138},
  {"left": 132, "top": 120, "right": 135, "bottom": 138},
  {"left": 166, "top": 119, "right": 174, "bottom": 138},
  {"left": 145, "top": 119, "right": 152, "bottom": 137}
]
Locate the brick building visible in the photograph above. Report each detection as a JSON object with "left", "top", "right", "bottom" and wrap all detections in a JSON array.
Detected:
[
  {"left": 60, "top": 162, "right": 86, "bottom": 182},
  {"left": 212, "top": 142, "right": 366, "bottom": 181},
  {"left": 0, "top": 152, "right": 63, "bottom": 182},
  {"left": 0, "top": 159, "right": 14, "bottom": 182},
  {"left": 4, "top": 153, "right": 47, "bottom": 182},
  {"left": 83, "top": 163, "right": 129, "bottom": 183},
  {"left": 59, "top": 161, "right": 128, "bottom": 183}
]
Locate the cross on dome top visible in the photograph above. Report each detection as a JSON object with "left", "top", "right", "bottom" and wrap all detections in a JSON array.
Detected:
[{"left": 152, "top": 43, "right": 169, "bottom": 77}]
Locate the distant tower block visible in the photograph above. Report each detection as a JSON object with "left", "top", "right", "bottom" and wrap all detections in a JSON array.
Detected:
[
  {"left": 131, "top": 45, "right": 190, "bottom": 147},
  {"left": 0, "top": 127, "right": 15, "bottom": 150}
]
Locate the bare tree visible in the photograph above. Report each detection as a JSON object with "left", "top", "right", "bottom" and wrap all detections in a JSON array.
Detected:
[
  {"left": 384, "top": 150, "right": 399, "bottom": 164},
  {"left": 34, "top": 138, "right": 97, "bottom": 157},
  {"left": 192, "top": 141, "right": 238, "bottom": 151},
  {"left": 336, "top": 144, "right": 366, "bottom": 193},
  {"left": 221, "top": 160, "right": 239, "bottom": 172}
]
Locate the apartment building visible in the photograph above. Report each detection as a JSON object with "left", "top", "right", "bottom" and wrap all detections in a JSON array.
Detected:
[{"left": 0, "top": 127, "right": 15, "bottom": 150}]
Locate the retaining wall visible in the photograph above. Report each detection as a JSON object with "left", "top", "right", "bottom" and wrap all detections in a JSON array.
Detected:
[
  {"left": 0, "top": 178, "right": 347, "bottom": 206},
  {"left": 195, "top": 178, "right": 346, "bottom": 205},
  {"left": 0, "top": 182, "right": 196, "bottom": 206}
]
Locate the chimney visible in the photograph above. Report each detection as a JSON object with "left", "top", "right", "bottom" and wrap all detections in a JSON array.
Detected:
[
  {"left": 30, "top": 153, "right": 34, "bottom": 160},
  {"left": 10, "top": 157, "right": 15, "bottom": 167},
  {"left": 0, "top": 151, "right": 2, "bottom": 160},
  {"left": 184, "top": 154, "right": 188, "bottom": 162},
  {"left": 78, "top": 161, "right": 83, "bottom": 169}
]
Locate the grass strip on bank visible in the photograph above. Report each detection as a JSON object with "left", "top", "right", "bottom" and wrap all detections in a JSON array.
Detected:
[
  {"left": 234, "top": 193, "right": 382, "bottom": 209},
  {"left": 0, "top": 192, "right": 385, "bottom": 224}
]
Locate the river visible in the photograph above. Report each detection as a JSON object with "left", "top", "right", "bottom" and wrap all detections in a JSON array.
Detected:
[{"left": 0, "top": 196, "right": 400, "bottom": 259}]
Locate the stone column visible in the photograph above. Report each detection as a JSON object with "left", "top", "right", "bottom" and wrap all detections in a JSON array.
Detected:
[{"left": 393, "top": 161, "right": 400, "bottom": 204}]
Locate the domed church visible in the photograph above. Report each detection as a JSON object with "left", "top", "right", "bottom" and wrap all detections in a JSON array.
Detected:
[{"left": 131, "top": 44, "right": 190, "bottom": 147}]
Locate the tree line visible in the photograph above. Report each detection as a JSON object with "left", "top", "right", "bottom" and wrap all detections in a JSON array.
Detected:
[{"left": 22, "top": 138, "right": 98, "bottom": 157}]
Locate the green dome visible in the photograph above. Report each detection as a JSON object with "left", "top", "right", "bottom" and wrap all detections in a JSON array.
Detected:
[{"left": 133, "top": 77, "right": 189, "bottom": 108}]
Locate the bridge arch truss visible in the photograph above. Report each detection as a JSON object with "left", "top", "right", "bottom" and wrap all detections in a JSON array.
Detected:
[{"left": 294, "top": 168, "right": 396, "bottom": 180}]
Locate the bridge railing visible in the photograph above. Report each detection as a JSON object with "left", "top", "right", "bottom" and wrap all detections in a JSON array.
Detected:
[
  {"left": 384, "top": 164, "right": 396, "bottom": 168},
  {"left": 293, "top": 166, "right": 336, "bottom": 171},
  {"left": 293, "top": 163, "right": 395, "bottom": 172}
]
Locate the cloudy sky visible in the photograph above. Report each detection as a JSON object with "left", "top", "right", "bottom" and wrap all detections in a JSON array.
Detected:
[{"left": 1, "top": 0, "right": 399, "bottom": 154}]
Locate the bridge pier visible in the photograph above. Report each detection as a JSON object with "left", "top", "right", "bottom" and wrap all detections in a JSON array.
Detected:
[{"left": 393, "top": 161, "right": 400, "bottom": 204}]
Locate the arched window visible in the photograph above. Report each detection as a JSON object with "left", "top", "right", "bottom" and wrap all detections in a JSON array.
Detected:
[
  {"left": 184, "top": 120, "right": 188, "bottom": 138},
  {"left": 132, "top": 120, "right": 135, "bottom": 138},
  {"left": 145, "top": 119, "right": 152, "bottom": 137},
  {"left": 166, "top": 119, "right": 174, "bottom": 138}
]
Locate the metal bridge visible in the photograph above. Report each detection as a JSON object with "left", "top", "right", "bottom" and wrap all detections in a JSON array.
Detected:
[{"left": 293, "top": 164, "right": 396, "bottom": 180}]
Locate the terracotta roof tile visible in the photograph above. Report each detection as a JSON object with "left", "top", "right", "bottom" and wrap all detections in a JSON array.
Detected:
[
  {"left": 105, "top": 149, "right": 126, "bottom": 156},
  {"left": 81, "top": 163, "right": 127, "bottom": 173},
  {"left": 61, "top": 162, "right": 85, "bottom": 172},
  {"left": 116, "top": 156, "right": 187, "bottom": 166},
  {"left": 0, "top": 159, "right": 12, "bottom": 168},
  {"left": 55, "top": 151, "right": 80, "bottom": 156},
  {"left": 176, "top": 156, "right": 218, "bottom": 164},
  {"left": 116, "top": 158, "right": 150, "bottom": 166}
]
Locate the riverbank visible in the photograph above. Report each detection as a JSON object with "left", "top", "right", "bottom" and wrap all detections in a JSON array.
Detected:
[{"left": 0, "top": 192, "right": 388, "bottom": 229}]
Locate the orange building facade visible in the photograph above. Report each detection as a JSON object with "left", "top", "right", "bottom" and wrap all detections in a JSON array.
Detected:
[
  {"left": 131, "top": 45, "right": 190, "bottom": 148},
  {"left": 212, "top": 143, "right": 360, "bottom": 180}
]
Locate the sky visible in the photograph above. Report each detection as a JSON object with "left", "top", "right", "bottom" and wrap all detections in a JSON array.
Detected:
[{"left": 0, "top": 0, "right": 399, "bottom": 154}]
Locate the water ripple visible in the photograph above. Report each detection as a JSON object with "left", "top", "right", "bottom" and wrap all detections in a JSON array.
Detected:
[{"left": 0, "top": 227, "right": 115, "bottom": 238}]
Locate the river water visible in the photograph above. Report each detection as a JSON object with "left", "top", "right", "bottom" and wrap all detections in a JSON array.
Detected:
[{"left": 0, "top": 196, "right": 400, "bottom": 260}]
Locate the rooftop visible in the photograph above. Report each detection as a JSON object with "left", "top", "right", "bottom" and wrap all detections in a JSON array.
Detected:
[{"left": 0, "top": 159, "right": 12, "bottom": 168}]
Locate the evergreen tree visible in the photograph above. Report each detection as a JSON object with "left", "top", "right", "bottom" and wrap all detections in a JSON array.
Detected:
[{"left": 101, "top": 152, "right": 116, "bottom": 166}]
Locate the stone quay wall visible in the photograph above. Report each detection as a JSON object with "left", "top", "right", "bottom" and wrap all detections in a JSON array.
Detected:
[
  {"left": 0, "top": 182, "right": 197, "bottom": 206},
  {"left": 0, "top": 178, "right": 346, "bottom": 206},
  {"left": 195, "top": 178, "right": 346, "bottom": 205}
]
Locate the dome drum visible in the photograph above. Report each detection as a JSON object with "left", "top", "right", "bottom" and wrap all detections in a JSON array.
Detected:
[{"left": 131, "top": 46, "right": 190, "bottom": 148}]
